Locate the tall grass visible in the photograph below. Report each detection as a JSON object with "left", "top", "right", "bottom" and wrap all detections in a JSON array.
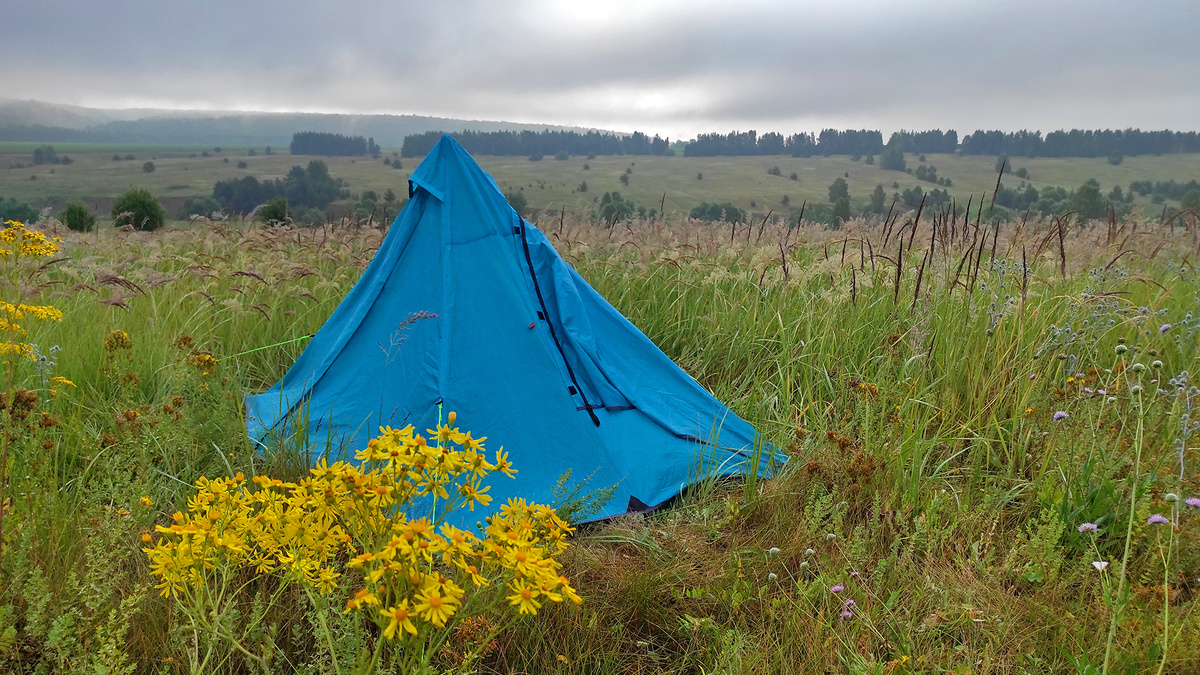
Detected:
[{"left": 1, "top": 211, "right": 1198, "bottom": 673}]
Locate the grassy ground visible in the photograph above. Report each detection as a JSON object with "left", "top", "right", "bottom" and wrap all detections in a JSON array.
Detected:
[
  {"left": 0, "top": 210, "right": 1198, "bottom": 673},
  {"left": 3, "top": 143, "right": 1198, "bottom": 223}
]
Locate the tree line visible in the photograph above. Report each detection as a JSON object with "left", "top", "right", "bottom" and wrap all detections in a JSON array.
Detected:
[
  {"left": 290, "top": 132, "right": 380, "bottom": 156},
  {"left": 959, "top": 129, "right": 1200, "bottom": 157},
  {"left": 400, "top": 130, "right": 673, "bottom": 158}
]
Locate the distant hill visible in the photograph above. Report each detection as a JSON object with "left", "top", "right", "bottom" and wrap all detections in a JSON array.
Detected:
[{"left": 0, "top": 99, "right": 612, "bottom": 148}]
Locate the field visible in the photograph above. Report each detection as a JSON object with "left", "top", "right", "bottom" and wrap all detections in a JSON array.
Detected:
[
  {"left": 0, "top": 204, "right": 1198, "bottom": 673},
  {"left": 3, "top": 142, "right": 1200, "bottom": 225}
]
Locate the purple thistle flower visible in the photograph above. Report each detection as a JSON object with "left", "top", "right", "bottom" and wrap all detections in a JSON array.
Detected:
[
  {"left": 830, "top": 585, "right": 844, "bottom": 593},
  {"left": 1078, "top": 522, "right": 1098, "bottom": 533},
  {"left": 844, "top": 598, "right": 856, "bottom": 607},
  {"left": 839, "top": 608, "right": 853, "bottom": 619},
  {"left": 849, "top": 571, "right": 860, "bottom": 578},
  {"left": 1053, "top": 410, "right": 1069, "bottom": 422},
  {"left": 1160, "top": 323, "right": 1172, "bottom": 333},
  {"left": 1097, "top": 389, "right": 1107, "bottom": 396},
  {"left": 1185, "top": 497, "right": 1200, "bottom": 509},
  {"left": 1147, "top": 514, "right": 1169, "bottom": 525}
]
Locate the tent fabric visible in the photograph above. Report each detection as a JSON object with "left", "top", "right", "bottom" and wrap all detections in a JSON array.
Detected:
[{"left": 245, "top": 135, "right": 783, "bottom": 524}]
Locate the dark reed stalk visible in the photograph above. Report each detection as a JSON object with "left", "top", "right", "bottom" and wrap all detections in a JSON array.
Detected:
[
  {"left": 912, "top": 244, "right": 929, "bottom": 310},
  {"left": 970, "top": 224, "right": 987, "bottom": 293},
  {"left": 950, "top": 245, "right": 972, "bottom": 296},
  {"left": 893, "top": 238, "right": 904, "bottom": 304},
  {"left": 990, "top": 220, "right": 999, "bottom": 265},
  {"left": 1057, "top": 212, "right": 1068, "bottom": 278},
  {"left": 908, "top": 193, "right": 926, "bottom": 250},
  {"left": 989, "top": 158, "right": 1007, "bottom": 212}
]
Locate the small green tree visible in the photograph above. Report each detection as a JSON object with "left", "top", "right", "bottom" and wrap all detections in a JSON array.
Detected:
[
  {"left": 111, "top": 187, "right": 166, "bottom": 231},
  {"left": 828, "top": 177, "right": 849, "bottom": 202},
  {"left": 383, "top": 188, "right": 397, "bottom": 203},
  {"left": 1181, "top": 189, "right": 1200, "bottom": 211},
  {"left": 142, "top": 161, "right": 156, "bottom": 173},
  {"left": 1068, "top": 179, "right": 1106, "bottom": 221},
  {"left": 879, "top": 143, "right": 906, "bottom": 171},
  {"left": 258, "top": 197, "right": 290, "bottom": 224},
  {"left": 554, "top": 151, "right": 569, "bottom": 160},
  {"left": 618, "top": 173, "right": 630, "bottom": 186},
  {"left": 505, "top": 191, "right": 528, "bottom": 218},
  {"left": 578, "top": 181, "right": 588, "bottom": 193},
  {"left": 60, "top": 202, "right": 95, "bottom": 232},
  {"left": 832, "top": 196, "right": 852, "bottom": 226},
  {"left": 869, "top": 184, "right": 887, "bottom": 214}
]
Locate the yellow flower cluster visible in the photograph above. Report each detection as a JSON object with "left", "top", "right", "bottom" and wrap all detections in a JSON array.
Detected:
[
  {"left": 144, "top": 414, "right": 579, "bottom": 640},
  {"left": 0, "top": 220, "right": 62, "bottom": 258},
  {"left": 0, "top": 221, "right": 62, "bottom": 361}
]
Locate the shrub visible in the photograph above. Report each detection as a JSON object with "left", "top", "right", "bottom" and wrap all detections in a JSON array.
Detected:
[
  {"left": 180, "top": 197, "right": 222, "bottom": 220},
  {"left": 111, "top": 187, "right": 166, "bottom": 231},
  {"left": 1108, "top": 154, "right": 1123, "bottom": 166},
  {"left": 142, "top": 161, "right": 155, "bottom": 173},
  {"left": 236, "top": 161, "right": 248, "bottom": 169},
  {"left": 505, "top": 192, "right": 528, "bottom": 218},
  {"left": 257, "top": 197, "right": 290, "bottom": 224},
  {"left": 0, "top": 196, "right": 38, "bottom": 224},
  {"left": 767, "top": 166, "right": 782, "bottom": 176},
  {"left": 61, "top": 202, "right": 95, "bottom": 232},
  {"left": 554, "top": 151, "right": 569, "bottom": 161},
  {"left": 689, "top": 202, "right": 746, "bottom": 223}
]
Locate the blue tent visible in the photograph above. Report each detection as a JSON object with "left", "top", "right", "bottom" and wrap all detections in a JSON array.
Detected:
[{"left": 246, "top": 135, "right": 781, "bottom": 523}]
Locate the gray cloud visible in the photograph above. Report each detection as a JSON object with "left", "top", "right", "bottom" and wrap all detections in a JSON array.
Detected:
[{"left": 4, "top": 0, "right": 1198, "bottom": 138}]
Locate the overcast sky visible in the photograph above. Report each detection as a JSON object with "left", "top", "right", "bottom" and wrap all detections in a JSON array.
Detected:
[{"left": 5, "top": 0, "right": 1199, "bottom": 140}]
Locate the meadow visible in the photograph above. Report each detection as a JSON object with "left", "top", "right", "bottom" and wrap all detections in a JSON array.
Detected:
[
  {"left": 0, "top": 205, "right": 1198, "bottom": 673},
  {"left": 3, "top": 142, "right": 1200, "bottom": 225}
]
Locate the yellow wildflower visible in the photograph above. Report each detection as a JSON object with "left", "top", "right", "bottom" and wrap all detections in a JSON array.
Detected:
[
  {"left": 506, "top": 580, "right": 542, "bottom": 615},
  {"left": 413, "top": 584, "right": 459, "bottom": 627},
  {"left": 380, "top": 602, "right": 419, "bottom": 638},
  {"left": 344, "top": 587, "right": 381, "bottom": 613}
]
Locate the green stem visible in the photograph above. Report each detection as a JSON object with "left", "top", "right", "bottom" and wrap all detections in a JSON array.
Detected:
[
  {"left": 1154, "top": 525, "right": 1175, "bottom": 675},
  {"left": 1103, "top": 382, "right": 1143, "bottom": 675},
  {"left": 304, "top": 586, "right": 344, "bottom": 675}
]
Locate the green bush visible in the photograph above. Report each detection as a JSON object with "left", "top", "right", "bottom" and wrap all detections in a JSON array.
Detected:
[
  {"left": 258, "top": 197, "right": 290, "bottom": 224},
  {"left": 142, "top": 161, "right": 155, "bottom": 173},
  {"left": 554, "top": 151, "right": 569, "bottom": 161},
  {"left": 505, "top": 191, "right": 528, "bottom": 218},
  {"left": 180, "top": 197, "right": 222, "bottom": 219},
  {"left": 111, "top": 187, "right": 166, "bottom": 231},
  {"left": 61, "top": 202, "right": 95, "bottom": 232},
  {"left": 0, "top": 195, "right": 38, "bottom": 223},
  {"left": 689, "top": 202, "right": 745, "bottom": 223}
]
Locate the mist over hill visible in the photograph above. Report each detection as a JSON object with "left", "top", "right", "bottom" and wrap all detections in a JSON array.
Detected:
[{"left": 0, "top": 99, "right": 610, "bottom": 148}]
